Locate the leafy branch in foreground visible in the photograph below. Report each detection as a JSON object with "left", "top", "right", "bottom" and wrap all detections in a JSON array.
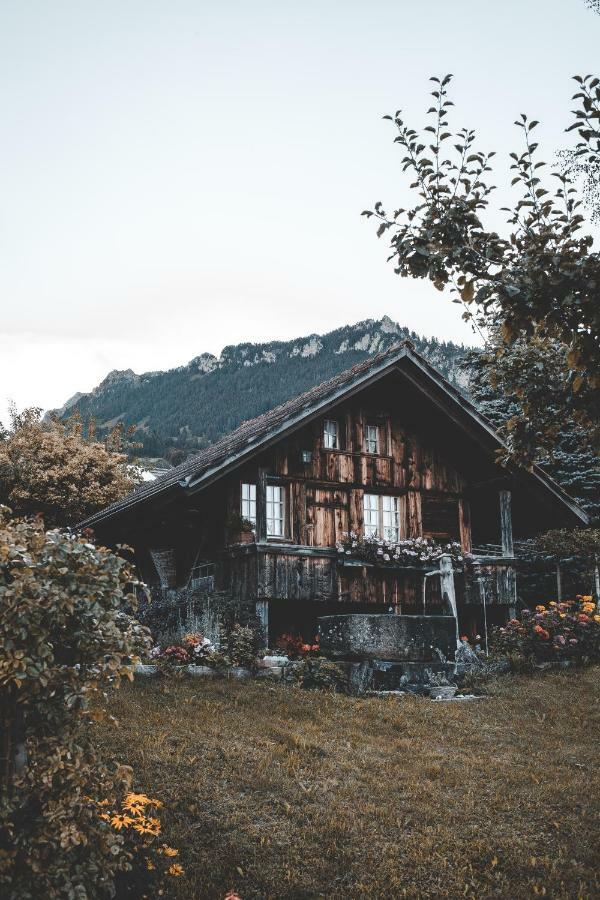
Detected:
[{"left": 364, "top": 74, "right": 600, "bottom": 465}]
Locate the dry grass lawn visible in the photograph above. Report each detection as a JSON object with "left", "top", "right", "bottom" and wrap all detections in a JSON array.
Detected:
[{"left": 94, "top": 669, "right": 600, "bottom": 899}]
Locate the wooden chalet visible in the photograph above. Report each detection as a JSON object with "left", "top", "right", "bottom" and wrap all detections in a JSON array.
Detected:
[{"left": 83, "top": 341, "right": 588, "bottom": 644}]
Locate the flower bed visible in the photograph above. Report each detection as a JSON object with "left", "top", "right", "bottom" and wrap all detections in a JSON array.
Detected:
[
  {"left": 336, "top": 532, "right": 464, "bottom": 568},
  {"left": 492, "top": 596, "right": 600, "bottom": 664}
]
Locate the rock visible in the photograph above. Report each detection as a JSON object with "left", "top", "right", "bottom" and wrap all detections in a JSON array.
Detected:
[
  {"left": 258, "top": 656, "right": 289, "bottom": 668},
  {"left": 455, "top": 641, "right": 482, "bottom": 669},
  {"left": 134, "top": 664, "right": 158, "bottom": 677},
  {"left": 186, "top": 665, "right": 218, "bottom": 678},
  {"left": 255, "top": 666, "right": 283, "bottom": 679},
  {"left": 228, "top": 666, "right": 252, "bottom": 680}
]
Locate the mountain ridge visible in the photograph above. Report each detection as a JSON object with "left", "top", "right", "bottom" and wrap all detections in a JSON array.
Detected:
[{"left": 51, "top": 316, "right": 473, "bottom": 461}]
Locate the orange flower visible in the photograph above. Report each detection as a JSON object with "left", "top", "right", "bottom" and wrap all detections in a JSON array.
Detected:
[
  {"left": 110, "top": 814, "right": 134, "bottom": 831},
  {"left": 161, "top": 846, "right": 179, "bottom": 857},
  {"left": 132, "top": 819, "right": 161, "bottom": 836},
  {"left": 168, "top": 863, "right": 184, "bottom": 876}
]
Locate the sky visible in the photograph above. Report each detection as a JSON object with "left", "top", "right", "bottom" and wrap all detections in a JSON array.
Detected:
[{"left": 0, "top": 0, "right": 598, "bottom": 421}]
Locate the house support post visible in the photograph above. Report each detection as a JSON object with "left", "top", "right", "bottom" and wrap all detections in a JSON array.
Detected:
[
  {"left": 255, "top": 600, "right": 269, "bottom": 649},
  {"left": 555, "top": 561, "right": 563, "bottom": 602},
  {"left": 499, "top": 490, "right": 514, "bottom": 558},
  {"left": 439, "top": 554, "right": 460, "bottom": 649},
  {"left": 499, "top": 490, "right": 517, "bottom": 617},
  {"left": 256, "top": 467, "right": 268, "bottom": 544}
]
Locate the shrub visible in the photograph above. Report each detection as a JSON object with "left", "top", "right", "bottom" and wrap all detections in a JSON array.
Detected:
[
  {"left": 291, "top": 657, "right": 346, "bottom": 692},
  {"left": 0, "top": 506, "right": 153, "bottom": 899},
  {"left": 225, "top": 624, "right": 263, "bottom": 669},
  {"left": 151, "top": 632, "right": 219, "bottom": 674},
  {"left": 491, "top": 596, "right": 600, "bottom": 665}
]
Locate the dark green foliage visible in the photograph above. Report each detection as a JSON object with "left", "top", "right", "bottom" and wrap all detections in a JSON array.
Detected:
[
  {"left": 466, "top": 344, "right": 600, "bottom": 522},
  {"left": 290, "top": 657, "right": 346, "bottom": 691}
]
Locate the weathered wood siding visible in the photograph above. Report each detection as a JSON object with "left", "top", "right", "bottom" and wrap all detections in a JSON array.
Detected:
[{"left": 230, "top": 391, "right": 470, "bottom": 554}]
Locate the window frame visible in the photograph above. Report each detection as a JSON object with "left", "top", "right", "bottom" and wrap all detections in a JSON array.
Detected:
[
  {"left": 240, "top": 482, "right": 257, "bottom": 528},
  {"left": 266, "top": 483, "right": 286, "bottom": 538},
  {"left": 364, "top": 422, "right": 380, "bottom": 455},
  {"left": 323, "top": 418, "right": 340, "bottom": 450},
  {"left": 363, "top": 493, "right": 400, "bottom": 542}
]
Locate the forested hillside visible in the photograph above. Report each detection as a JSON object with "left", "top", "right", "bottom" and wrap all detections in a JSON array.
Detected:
[{"left": 52, "top": 317, "right": 469, "bottom": 460}]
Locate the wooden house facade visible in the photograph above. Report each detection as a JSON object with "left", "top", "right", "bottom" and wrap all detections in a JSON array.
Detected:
[{"left": 83, "top": 342, "right": 588, "bottom": 644}]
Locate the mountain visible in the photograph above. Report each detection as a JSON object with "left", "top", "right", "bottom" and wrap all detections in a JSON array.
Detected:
[{"left": 51, "top": 316, "right": 471, "bottom": 462}]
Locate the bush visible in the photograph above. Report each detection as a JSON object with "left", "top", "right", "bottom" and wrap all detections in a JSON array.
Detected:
[
  {"left": 290, "top": 657, "right": 346, "bottom": 692},
  {"left": 225, "top": 624, "right": 263, "bottom": 669},
  {"left": 491, "top": 596, "right": 600, "bottom": 665},
  {"left": 0, "top": 507, "right": 153, "bottom": 899}
]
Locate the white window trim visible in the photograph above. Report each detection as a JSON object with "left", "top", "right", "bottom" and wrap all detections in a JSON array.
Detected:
[
  {"left": 266, "top": 484, "right": 285, "bottom": 538},
  {"left": 240, "top": 482, "right": 257, "bottom": 527},
  {"left": 323, "top": 419, "right": 340, "bottom": 450},
  {"left": 363, "top": 494, "right": 400, "bottom": 542}
]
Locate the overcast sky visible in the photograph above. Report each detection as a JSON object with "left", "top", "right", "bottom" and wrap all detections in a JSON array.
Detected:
[{"left": 1, "top": 0, "right": 598, "bottom": 421}]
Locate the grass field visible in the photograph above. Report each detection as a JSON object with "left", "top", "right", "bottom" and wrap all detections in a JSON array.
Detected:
[{"left": 95, "top": 669, "right": 600, "bottom": 899}]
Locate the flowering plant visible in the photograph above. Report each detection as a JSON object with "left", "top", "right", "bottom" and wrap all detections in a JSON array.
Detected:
[
  {"left": 275, "top": 632, "right": 320, "bottom": 660},
  {"left": 336, "top": 532, "right": 463, "bottom": 567},
  {"left": 152, "top": 632, "right": 217, "bottom": 669},
  {"left": 91, "top": 791, "right": 183, "bottom": 897},
  {"left": 492, "top": 596, "right": 600, "bottom": 664}
]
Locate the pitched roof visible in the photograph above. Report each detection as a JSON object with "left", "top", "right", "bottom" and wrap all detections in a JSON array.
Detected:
[{"left": 81, "top": 340, "right": 589, "bottom": 528}]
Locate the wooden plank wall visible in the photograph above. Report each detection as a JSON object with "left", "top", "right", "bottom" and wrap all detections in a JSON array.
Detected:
[{"left": 230, "top": 396, "right": 469, "bottom": 550}]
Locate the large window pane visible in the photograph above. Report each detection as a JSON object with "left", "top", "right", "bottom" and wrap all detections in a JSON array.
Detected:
[
  {"left": 323, "top": 419, "right": 339, "bottom": 450},
  {"left": 365, "top": 424, "right": 379, "bottom": 454},
  {"left": 382, "top": 495, "right": 400, "bottom": 542},
  {"left": 266, "top": 484, "right": 285, "bottom": 537},
  {"left": 363, "top": 493, "right": 379, "bottom": 538},
  {"left": 241, "top": 483, "right": 257, "bottom": 526}
]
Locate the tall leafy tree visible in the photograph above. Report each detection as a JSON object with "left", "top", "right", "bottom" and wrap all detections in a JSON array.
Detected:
[
  {"left": 0, "top": 407, "right": 139, "bottom": 528},
  {"left": 364, "top": 74, "right": 600, "bottom": 467}
]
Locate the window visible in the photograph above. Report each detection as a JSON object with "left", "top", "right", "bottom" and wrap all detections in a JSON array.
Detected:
[
  {"left": 241, "top": 483, "right": 256, "bottom": 526},
  {"left": 323, "top": 419, "right": 339, "bottom": 450},
  {"left": 382, "top": 495, "right": 400, "bottom": 542},
  {"left": 363, "top": 493, "right": 380, "bottom": 538},
  {"left": 365, "top": 424, "right": 379, "bottom": 454},
  {"left": 363, "top": 494, "right": 400, "bottom": 542},
  {"left": 266, "top": 484, "right": 285, "bottom": 537}
]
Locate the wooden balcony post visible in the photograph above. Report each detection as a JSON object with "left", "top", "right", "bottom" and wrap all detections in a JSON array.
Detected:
[
  {"left": 256, "top": 467, "right": 268, "bottom": 544},
  {"left": 439, "top": 554, "right": 460, "bottom": 649},
  {"left": 499, "top": 490, "right": 514, "bottom": 558},
  {"left": 458, "top": 498, "right": 472, "bottom": 554}
]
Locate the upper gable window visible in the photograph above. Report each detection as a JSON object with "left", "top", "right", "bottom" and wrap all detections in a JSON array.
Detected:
[
  {"left": 323, "top": 419, "right": 339, "bottom": 450},
  {"left": 241, "top": 482, "right": 257, "bottom": 527},
  {"left": 365, "top": 423, "right": 380, "bottom": 455}
]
